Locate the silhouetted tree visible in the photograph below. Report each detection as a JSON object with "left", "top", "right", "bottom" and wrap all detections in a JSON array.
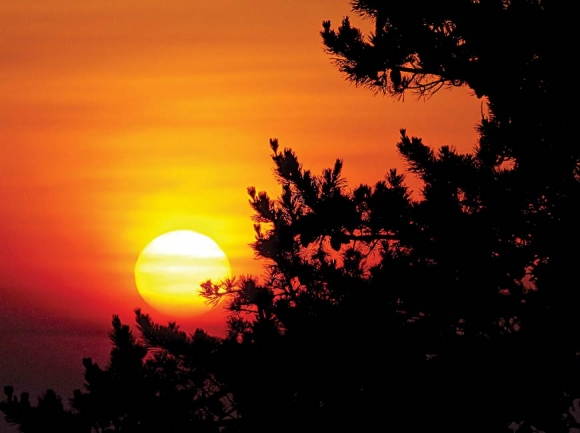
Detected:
[
  {"left": 1, "top": 385, "right": 87, "bottom": 433},
  {"left": 1, "top": 315, "right": 236, "bottom": 432},
  {"left": 320, "top": 2, "right": 579, "bottom": 301},
  {"left": 200, "top": 136, "right": 573, "bottom": 432},
  {"left": 199, "top": 1, "right": 580, "bottom": 430}
]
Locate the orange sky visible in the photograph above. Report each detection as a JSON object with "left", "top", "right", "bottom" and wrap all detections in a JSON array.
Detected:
[{"left": 0, "top": 0, "right": 482, "bottom": 402}]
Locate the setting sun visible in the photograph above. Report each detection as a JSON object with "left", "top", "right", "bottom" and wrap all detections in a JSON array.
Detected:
[{"left": 134, "top": 230, "right": 231, "bottom": 317}]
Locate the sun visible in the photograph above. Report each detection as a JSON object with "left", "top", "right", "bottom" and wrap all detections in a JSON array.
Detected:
[{"left": 134, "top": 230, "right": 231, "bottom": 317}]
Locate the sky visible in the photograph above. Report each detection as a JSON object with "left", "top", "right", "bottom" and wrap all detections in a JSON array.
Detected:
[{"left": 0, "top": 0, "right": 482, "bottom": 409}]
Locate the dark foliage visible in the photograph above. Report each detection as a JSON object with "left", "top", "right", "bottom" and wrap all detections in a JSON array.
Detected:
[{"left": 1, "top": 314, "right": 234, "bottom": 432}]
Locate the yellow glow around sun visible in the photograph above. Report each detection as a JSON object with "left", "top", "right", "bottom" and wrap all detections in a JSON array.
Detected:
[{"left": 134, "top": 230, "right": 231, "bottom": 317}]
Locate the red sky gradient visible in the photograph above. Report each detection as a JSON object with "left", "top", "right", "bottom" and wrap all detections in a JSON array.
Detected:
[{"left": 0, "top": 0, "right": 482, "bottom": 405}]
